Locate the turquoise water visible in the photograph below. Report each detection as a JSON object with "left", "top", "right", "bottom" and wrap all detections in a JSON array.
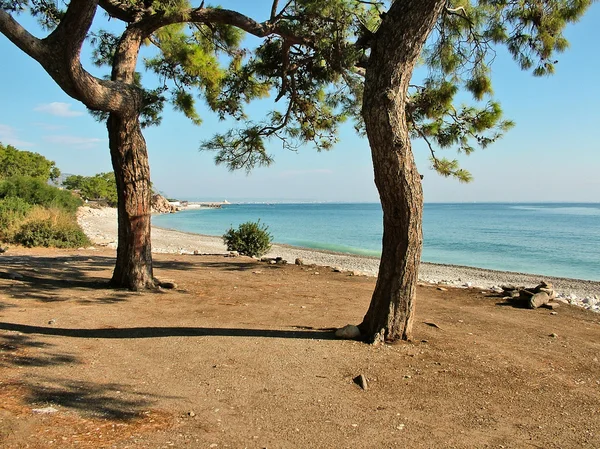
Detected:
[{"left": 152, "top": 203, "right": 600, "bottom": 281}]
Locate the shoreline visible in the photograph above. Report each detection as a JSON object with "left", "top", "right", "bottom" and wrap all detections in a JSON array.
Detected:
[{"left": 76, "top": 207, "right": 600, "bottom": 309}]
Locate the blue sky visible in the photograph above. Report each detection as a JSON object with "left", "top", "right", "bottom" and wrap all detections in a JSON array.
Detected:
[{"left": 0, "top": 2, "right": 598, "bottom": 203}]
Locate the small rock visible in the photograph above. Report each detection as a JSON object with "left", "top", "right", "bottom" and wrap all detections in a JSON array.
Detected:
[
  {"left": 335, "top": 324, "right": 361, "bottom": 340},
  {"left": 32, "top": 407, "right": 58, "bottom": 414},
  {"left": 332, "top": 267, "right": 342, "bottom": 273},
  {"left": 550, "top": 311, "right": 558, "bottom": 315},
  {"left": 48, "top": 319, "right": 56, "bottom": 325},
  {"left": 314, "top": 272, "right": 320, "bottom": 275},
  {"left": 549, "top": 333, "right": 558, "bottom": 338},
  {"left": 188, "top": 411, "right": 196, "bottom": 417},
  {"left": 228, "top": 251, "right": 239, "bottom": 257},
  {"left": 403, "top": 375, "right": 412, "bottom": 379},
  {"left": 269, "top": 260, "right": 276, "bottom": 265},
  {"left": 0, "top": 247, "right": 7, "bottom": 253},
  {"left": 295, "top": 258, "right": 304, "bottom": 265},
  {"left": 353, "top": 374, "right": 368, "bottom": 391},
  {"left": 437, "top": 287, "right": 448, "bottom": 292},
  {"left": 543, "top": 302, "right": 560, "bottom": 310},
  {"left": 396, "top": 423, "right": 405, "bottom": 430},
  {"left": 159, "top": 281, "right": 177, "bottom": 289}
]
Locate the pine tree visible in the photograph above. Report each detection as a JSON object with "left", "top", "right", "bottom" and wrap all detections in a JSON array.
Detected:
[{"left": 0, "top": 1, "right": 592, "bottom": 342}]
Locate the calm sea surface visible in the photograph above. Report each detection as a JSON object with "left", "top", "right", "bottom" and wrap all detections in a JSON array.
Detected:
[{"left": 152, "top": 203, "right": 600, "bottom": 281}]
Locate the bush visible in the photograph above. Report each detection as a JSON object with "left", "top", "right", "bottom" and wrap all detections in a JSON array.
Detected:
[
  {"left": 0, "top": 176, "right": 82, "bottom": 212},
  {"left": 13, "top": 218, "right": 90, "bottom": 248},
  {"left": 223, "top": 220, "right": 273, "bottom": 257},
  {"left": 0, "top": 197, "right": 32, "bottom": 241},
  {"left": 9, "top": 207, "right": 90, "bottom": 248}
]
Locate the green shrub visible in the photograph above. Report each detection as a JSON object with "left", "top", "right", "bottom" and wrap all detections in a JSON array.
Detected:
[
  {"left": 0, "top": 176, "right": 82, "bottom": 212},
  {"left": 13, "top": 218, "right": 90, "bottom": 248},
  {"left": 0, "top": 197, "right": 32, "bottom": 241},
  {"left": 0, "top": 196, "right": 32, "bottom": 227},
  {"left": 223, "top": 220, "right": 273, "bottom": 257}
]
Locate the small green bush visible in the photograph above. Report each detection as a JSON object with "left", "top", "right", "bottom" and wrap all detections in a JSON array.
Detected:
[
  {"left": 13, "top": 219, "right": 90, "bottom": 248},
  {"left": 0, "top": 176, "right": 82, "bottom": 212},
  {"left": 0, "top": 197, "right": 32, "bottom": 231},
  {"left": 223, "top": 220, "right": 273, "bottom": 257}
]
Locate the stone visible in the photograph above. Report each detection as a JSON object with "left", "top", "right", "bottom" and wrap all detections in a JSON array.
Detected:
[
  {"left": 151, "top": 193, "right": 176, "bottom": 214},
  {"left": 549, "top": 333, "right": 558, "bottom": 338},
  {"left": 353, "top": 374, "right": 368, "bottom": 391},
  {"left": 335, "top": 324, "right": 361, "bottom": 340},
  {"left": 159, "top": 281, "right": 177, "bottom": 289},
  {"left": 542, "top": 302, "right": 560, "bottom": 310},
  {"left": 228, "top": 251, "right": 239, "bottom": 257},
  {"left": 332, "top": 267, "right": 342, "bottom": 273},
  {"left": 188, "top": 411, "right": 196, "bottom": 417},
  {"left": 437, "top": 287, "right": 448, "bottom": 292},
  {"left": 48, "top": 319, "right": 56, "bottom": 325},
  {"left": 295, "top": 258, "right": 304, "bottom": 265},
  {"left": 528, "top": 292, "right": 550, "bottom": 309},
  {"left": 0, "top": 247, "right": 7, "bottom": 253}
]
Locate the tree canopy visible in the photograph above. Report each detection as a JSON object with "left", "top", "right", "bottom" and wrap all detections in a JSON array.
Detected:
[
  {"left": 0, "top": 142, "right": 60, "bottom": 181},
  {"left": 63, "top": 172, "right": 118, "bottom": 206}
]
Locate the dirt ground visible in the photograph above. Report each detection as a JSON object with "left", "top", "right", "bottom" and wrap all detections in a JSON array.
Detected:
[{"left": 0, "top": 248, "right": 599, "bottom": 449}]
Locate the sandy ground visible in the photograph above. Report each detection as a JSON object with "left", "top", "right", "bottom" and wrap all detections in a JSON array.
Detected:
[
  {"left": 1, "top": 247, "right": 599, "bottom": 448},
  {"left": 77, "top": 207, "right": 600, "bottom": 304}
]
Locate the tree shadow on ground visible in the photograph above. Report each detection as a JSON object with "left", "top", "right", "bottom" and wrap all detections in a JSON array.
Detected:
[
  {"left": 21, "top": 377, "right": 167, "bottom": 420},
  {"left": 0, "top": 332, "right": 170, "bottom": 420},
  {"left": 0, "top": 255, "right": 191, "bottom": 304},
  {"left": 154, "top": 258, "right": 275, "bottom": 273},
  {"left": 0, "top": 332, "right": 78, "bottom": 369},
  {"left": 0, "top": 322, "right": 337, "bottom": 341}
]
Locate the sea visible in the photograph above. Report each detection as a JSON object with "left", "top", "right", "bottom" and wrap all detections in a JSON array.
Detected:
[{"left": 152, "top": 203, "right": 600, "bottom": 281}]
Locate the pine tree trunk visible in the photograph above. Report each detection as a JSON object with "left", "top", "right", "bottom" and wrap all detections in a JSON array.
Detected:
[
  {"left": 358, "top": 0, "right": 446, "bottom": 343},
  {"left": 108, "top": 112, "right": 155, "bottom": 290}
]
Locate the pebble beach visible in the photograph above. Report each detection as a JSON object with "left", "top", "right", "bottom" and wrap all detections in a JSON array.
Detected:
[{"left": 77, "top": 206, "right": 600, "bottom": 311}]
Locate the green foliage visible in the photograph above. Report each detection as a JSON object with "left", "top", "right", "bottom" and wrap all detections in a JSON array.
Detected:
[
  {"left": 0, "top": 142, "right": 60, "bottom": 181},
  {"left": 3, "top": 0, "right": 592, "bottom": 184},
  {"left": 0, "top": 176, "right": 82, "bottom": 212},
  {"left": 63, "top": 172, "right": 118, "bottom": 206},
  {"left": 409, "top": 0, "right": 593, "bottom": 180},
  {"left": 223, "top": 220, "right": 273, "bottom": 258},
  {"left": 13, "top": 217, "right": 90, "bottom": 248},
  {"left": 0, "top": 197, "right": 32, "bottom": 240}
]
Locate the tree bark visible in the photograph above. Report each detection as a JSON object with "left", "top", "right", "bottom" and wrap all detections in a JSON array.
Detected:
[
  {"left": 108, "top": 112, "right": 155, "bottom": 290},
  {"left": 359, "top": 0, "right": 446, "bottom": 343}
]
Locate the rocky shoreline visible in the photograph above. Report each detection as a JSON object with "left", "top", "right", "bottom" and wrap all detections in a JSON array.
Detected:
[{"left": 76, "top": 206, "right": 600, "bottom": 312}]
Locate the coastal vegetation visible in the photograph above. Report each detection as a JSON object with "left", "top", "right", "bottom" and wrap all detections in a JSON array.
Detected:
[
  {"left": 223, "top": 220, "right": 273, "bottom": 258},
  {"left": 0, "top": 1, "right": 592, "bottom": 343},
  {"left": 0, "top": 143, "right": 88, "bottom": 248},
  {"left": 63, "top": 172, "right": 118, "bottom": 207}
]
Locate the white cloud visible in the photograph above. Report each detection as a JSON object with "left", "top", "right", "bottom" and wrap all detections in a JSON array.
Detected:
[
  {"left": 34, "top": 102, "right": 84, "bottom": 117},
  {"left": 279, "top": 169, "right": 333, "bottom": 177},
  {"left": 44, "top": 135, "right": 104, "bottom": 149},
  {"left": 0, "top": 124, "right": 34, "bottom": 147},
  {"left": 34, "top": 122, "right": 67, "bottom": 131}
]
